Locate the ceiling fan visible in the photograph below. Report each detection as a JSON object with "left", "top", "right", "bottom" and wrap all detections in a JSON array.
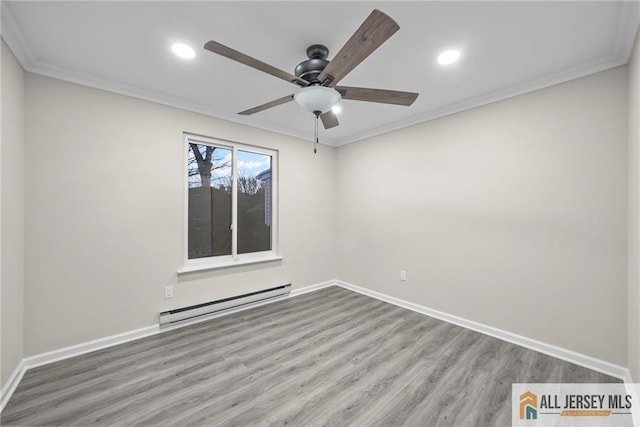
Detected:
[{"left": 204, "top": 9, "right": 419, "bottom": 151}]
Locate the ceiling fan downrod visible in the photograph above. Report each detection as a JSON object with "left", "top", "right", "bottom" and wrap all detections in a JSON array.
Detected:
[{"left": 203, "top": 9, "right": 418, "bottom": 144}]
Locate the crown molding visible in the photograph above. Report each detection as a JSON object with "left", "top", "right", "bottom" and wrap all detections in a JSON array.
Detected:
[
  {"left": 613, "top": 0, "right": 640, "bottom": 62},
  {"left": 337, "top": 51, "right": 630, "bottom": 146},
  {"left": 1, "top": 1, "right": 36, "bottom": 68},
  {"left": 338, "top": 2, "right": 639, "bottom": 146},
  {"left": 2, "top": 1, "right": 638, "bottom": 148}
]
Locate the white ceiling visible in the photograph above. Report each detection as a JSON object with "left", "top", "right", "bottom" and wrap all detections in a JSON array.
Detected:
[{"left": 2, "top": 1, "right": 639, "bottom": 146}]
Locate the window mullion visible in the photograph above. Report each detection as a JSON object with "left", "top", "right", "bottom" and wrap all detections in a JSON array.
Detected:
[{"left": 184, "top": 133, "right": 277, "bottom": 266}]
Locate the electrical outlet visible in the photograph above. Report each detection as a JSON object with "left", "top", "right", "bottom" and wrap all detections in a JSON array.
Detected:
[
  {"left": 400, "top": 270, "right": 407, "bottom": 282},
  {"left": 164, "top": 285, "right": 174, "bottom": 299}
]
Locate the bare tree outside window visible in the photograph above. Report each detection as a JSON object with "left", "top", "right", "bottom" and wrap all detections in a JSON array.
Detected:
[
  {"left": 188, "top": 143, "right": 232, "bottom": 258},
  {"left": 187, "top": 141, "right": 274, "bottom": 260}
]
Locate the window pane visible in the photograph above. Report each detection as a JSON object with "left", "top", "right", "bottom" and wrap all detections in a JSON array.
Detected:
[
  {"left": 237, "top": 150, "right": 272, "bottom": 254},
  {"left": 188, "top": 143, "right": 232, "bottom": 259}
]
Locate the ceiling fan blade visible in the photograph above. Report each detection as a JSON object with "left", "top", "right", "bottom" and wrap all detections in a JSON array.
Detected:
[
  {"left": 204, "top": 41, "right": 308, "bottom": 87},
  {"left": 320, "top": 111, "right": 339, "bottom": 129},
  {"left": 318, "top": 9, "right": 399, "bottom": 86},
  {"left": 337, "top": 86, "right": 419, "bottom": 106},
  {"left": 238, "top": 94, "right": 294, "bottom": 115}
]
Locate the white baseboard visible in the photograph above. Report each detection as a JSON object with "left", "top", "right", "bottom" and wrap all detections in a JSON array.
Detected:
[
  {"left": 24, "top": 281, "right": 336, "bottom": 367},
  {"left": 1, "top": 278, "right": 632, "bottom": 414},
  {"left": 335, "top": 279, "right": 631, "bottom": 381},
  {"left": 290, "top": 280, "right": 336, "bottom": 297},
  {"left": 0, "top": 280, "right": 336, "bottom": 413},
  {"left": 0, "top": 359, "right": 25, "bottom": 413},
  {"left": 22, "top": 281, "right": 337, "bottom": 368},
  {"left": 23, "top": 325, "right": 160, "bottom": 370}
]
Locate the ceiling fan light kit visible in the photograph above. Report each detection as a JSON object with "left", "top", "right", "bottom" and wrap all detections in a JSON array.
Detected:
[
  {"left": 294, "top": 86, "right": 342, "bottom": 114},
  {"left": 203, "top": 9, "right": 419, "bottom": 152}
]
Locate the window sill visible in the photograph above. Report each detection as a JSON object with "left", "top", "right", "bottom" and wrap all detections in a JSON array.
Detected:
[{"left": 177, "top": 255, "right": 283, "bottom": 274}]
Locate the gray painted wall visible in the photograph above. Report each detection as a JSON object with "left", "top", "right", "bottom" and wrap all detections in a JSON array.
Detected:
[
  {"left": 1, "top": 40, "right": 25, "bottom": 389},
  {"left": 0, "top": 44, "right": 633, "bottom": 382},
  {"left": 23, "top": 73, "right": 336, "bottom": 356},
  {"left": 336, "top": 67, "right": 629, "bottom": 366},
  {"left": 628, "top": 29, "right": 640, "bottom": 381}
]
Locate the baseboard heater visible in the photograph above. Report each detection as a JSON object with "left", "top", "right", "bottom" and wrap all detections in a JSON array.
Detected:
[{"left": 159, "top": 284, "right": 291, "bottom": 327}]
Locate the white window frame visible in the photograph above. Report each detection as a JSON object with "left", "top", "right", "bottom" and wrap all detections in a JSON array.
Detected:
[{"left": 179, "top": 133, "right": 280, "bottom": 273}]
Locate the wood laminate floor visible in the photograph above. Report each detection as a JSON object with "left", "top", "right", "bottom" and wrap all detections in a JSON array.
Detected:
[{"left": 2, "top": 286, "right": 619, "bottom": 426}]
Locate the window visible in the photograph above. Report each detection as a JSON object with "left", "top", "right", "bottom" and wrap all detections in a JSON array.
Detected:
[{"left": 182, "top": 134, "right": 279, "bottom": 271}]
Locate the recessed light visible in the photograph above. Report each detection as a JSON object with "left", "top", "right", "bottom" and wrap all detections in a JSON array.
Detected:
[
  {"left": 437, "top": 49, "right": 461, "bottom": 66},
  {"left": 332, "top": 104, "right": 342, "bottom": 114},
  {"left": 172, "top": 43, "right": 195, "bottom": 59}
]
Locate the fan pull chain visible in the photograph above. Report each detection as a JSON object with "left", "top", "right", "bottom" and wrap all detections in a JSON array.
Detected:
[{"left": 314, "top": 112, "right": 319, "bottom": 154}]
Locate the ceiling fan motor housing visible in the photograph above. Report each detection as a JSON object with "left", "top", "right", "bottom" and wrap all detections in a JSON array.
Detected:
[
  {"left": 295, "top": 44, "right": 330, "bottom": 83},
  {"left": 203, "top": 9, "right": 418, "bottom": 133}
]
